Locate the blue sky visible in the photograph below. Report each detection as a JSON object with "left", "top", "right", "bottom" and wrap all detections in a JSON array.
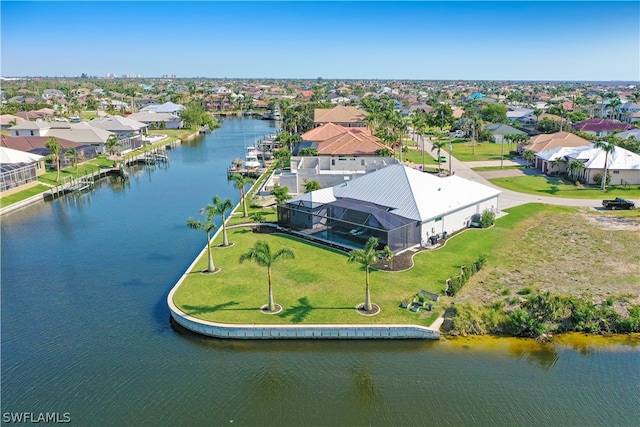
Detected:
[{"left": 1, "top": 1, "right": 639, "bottom": 81}]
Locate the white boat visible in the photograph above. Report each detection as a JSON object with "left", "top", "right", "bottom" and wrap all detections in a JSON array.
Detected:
[{"left": 244, "top": 146, "right": 260, "bottom": 168}]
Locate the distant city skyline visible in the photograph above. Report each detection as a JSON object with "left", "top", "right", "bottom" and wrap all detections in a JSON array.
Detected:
[{"left": 1, "top": 1, "right": 639, "bottom": 81}]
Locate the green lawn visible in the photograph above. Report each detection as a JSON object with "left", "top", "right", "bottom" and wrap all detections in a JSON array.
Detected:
[
  {"left": 172, "top": 204, "right": 543, "bottom": 327},
  {"left": 489, "top": 175, "right": 640, "bottom": 199},
  {"left": 448, "top": 140, "right": 516, "bottom": 162},
  {"left": 471, "top": 165, "right": 526, "bottom": 172},
  {"left": 0, "top": 184, "right": 51, "bottom": 208},
  {"left": 403, "top": 148, "right": 438, "bottom": 166}
]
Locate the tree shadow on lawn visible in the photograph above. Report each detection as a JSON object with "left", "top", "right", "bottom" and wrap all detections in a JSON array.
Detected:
[
  {"left": 541, "top": 177, "right": 568, "bottom": 195},
  {"left": 278, "top": 297, "right": 358, "bottom": 323},
  {"left": 181, "top": 301, "right": 241, "bottom": 315}
]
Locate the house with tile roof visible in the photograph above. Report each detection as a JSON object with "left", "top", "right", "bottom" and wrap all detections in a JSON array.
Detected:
[
  {"left": 314, "top": 105, "right": 367, "bottom": 128},
  {"left": 572, "top": 118, "right": 636, "bottom": 137},
  {"left": 522, "top": 131, "right": 592, "bottom": 154},
  {"left": 277, "top": 164, "right": 500, "bottom": 253},
  {"left": 1, "top": 114, "right": 26, "bottom": 129},
  {"left": 281, "top": 124, "right": 394, "bottom": 193}
]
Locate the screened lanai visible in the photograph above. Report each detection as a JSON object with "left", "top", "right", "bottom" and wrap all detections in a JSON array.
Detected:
[
  {"left": 1, "top": 162, "right": 39, "bottom": 192},
  {"left": 278, "top": 197, "right": 420, "bottom": 253}
]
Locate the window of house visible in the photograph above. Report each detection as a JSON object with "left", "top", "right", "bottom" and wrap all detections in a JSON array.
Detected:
[
  {"left": 30, "top": 131, "right": 34, "bottom": 136},
  {"left": 612, "top": 170, "right": 620, "bottom": 174}
]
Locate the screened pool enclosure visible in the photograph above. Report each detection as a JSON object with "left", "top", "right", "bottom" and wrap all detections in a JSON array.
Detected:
[{"left": 277, "top": 197, "right": 421, "bottom": 253}]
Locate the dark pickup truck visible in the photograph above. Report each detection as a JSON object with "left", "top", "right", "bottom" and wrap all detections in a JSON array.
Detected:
[{"left": 602, "top": 197, "right": 635, "bottom": 210}]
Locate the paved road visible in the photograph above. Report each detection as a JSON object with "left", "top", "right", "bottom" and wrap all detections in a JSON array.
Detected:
[{"left": 409, "top": 139, "right": 607, "bottom": 210}]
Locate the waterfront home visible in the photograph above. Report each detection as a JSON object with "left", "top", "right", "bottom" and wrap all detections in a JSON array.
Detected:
[
  {"left": 534, "top": 144, "right": 640, "bottom": 185},
  {"left": 89, "top": 116, "right": 148, "bottom": 151},
  {"left": 0, "top": 134, "right": 97, "bottom": 164},
  {"left": 314, "top": 105, "right": 367, "bottom": 128},
  {"left": 277, "top": 164, "right": 500, "bottom": 253},
  {"left": 277, "top": 124, "right": 395, "bottom": 194},
  {"left": 0, "top": 146, "right": 45, "bottom": 194},
  {"left": 46, "top": 123, "right": 114, "bottom": 155},
  {"left": 140, "top": 102, "right": 185, "bottom": 115},
  {"left": 127, "top": 112, "right": 184, "bottom": 130}
]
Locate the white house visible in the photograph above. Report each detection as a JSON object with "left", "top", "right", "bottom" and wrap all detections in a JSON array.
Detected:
[
  {"left": 277, "top": 164, "right": 501, "bottom": 253},
  {"left": 140, "top": 102, "right": 185, "bottom": 115},
  {"left": 535, "top": 144, "right": 640, "bottom": 185}
]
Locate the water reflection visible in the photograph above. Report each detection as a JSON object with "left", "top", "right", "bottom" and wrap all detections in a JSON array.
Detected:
[
  {"left": 507, "top": 339, "right": 559, "bottom": 372},
  {"left": 350, "top": 362, "right": 381, "bottom": 405}
]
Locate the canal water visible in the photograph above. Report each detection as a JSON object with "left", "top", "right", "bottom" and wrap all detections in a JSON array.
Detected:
[{"left": 1, "top": 118, "right": 639, "bottom": 426}]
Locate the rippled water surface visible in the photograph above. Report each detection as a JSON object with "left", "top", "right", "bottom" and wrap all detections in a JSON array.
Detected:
[{"left": 2, "top": 119, "right": 639, "bottom": 426}]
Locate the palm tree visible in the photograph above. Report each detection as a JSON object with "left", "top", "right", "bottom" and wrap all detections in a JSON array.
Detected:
[
  {"left": 348, "top": 236, "right": 386, "bottom": 312},
  {"left": 105, "top": 134, "right": 122, "bottom": 166},
  {"left": 239, "top": 241, "right": 295, "bottom": 312},
  {"left": 593, "top": 140, "right": 617, "bottom": 190},
  {"left": 608, "top": 98, "right": 622, "bottom": 121},
  {"left": 522, "top": 149, "right": 536, "bottom": 168},
  {"left": 431, "top": 139, "right": 447, "bottom": 170},
  {"left": 566, "top": 159, "right": 586, "bottom": 182},
  {"left": 45, "top": 137, "right": 63, "bottom": 182},
  {"left": 250, "top": 211, "right": 266, "bottom": 232},
  {"left": 550, "top": 158, "right": 564, "bottom": 175},
  {"left": 65, "top": 147, "right": 82, "bottom": 175},
  {"left": 230, "top": 173, "right": 255, "bottom": 218},
  {"left": 211, "top": 195, "right": 234, "bottom": 246},
  {"left": 186, "top": 212, "right": 218, "bottom": 273},
  {"left": 380, "top": 245, "right": 394, "bottom": 270}
]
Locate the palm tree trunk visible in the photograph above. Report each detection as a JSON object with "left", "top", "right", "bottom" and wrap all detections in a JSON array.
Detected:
[
  {"left": 601, "top": 152, "right": 609, "bottom": 191},
  {"left": 364, "top": 267, "right": 372, "bottom": 311},
  {"left": 241, "top": 188, "right": 248, "bottom": 217},
  {"left": 206, "top": 233, "right": 215, "bottom": 272},
  {"left": 222, "top": 221, "right": 229, "bottom": 246},
  {"left": 267, "top": 268, "right": 275, "bottom": 311},
  {"left": 56, "top": 157, "right": 61, "bottom": 181}
]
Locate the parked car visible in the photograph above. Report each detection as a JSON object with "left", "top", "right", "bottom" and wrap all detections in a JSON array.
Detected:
[
  {"left": 602, "top": 197, "right": 635, "bottom": 210},
  {"left": 439, "top": 155, "right": 448, "bottom": 163},
  {"left": 450, "top": 130, "right": 465, "bottom": 138}
]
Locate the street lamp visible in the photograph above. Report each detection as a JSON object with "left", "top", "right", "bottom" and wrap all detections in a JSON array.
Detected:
[{"left": 448, "top": 143, "right": 453, "bottom": 175}]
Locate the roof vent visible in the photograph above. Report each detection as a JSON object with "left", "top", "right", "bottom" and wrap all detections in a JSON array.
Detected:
[{"left": 438, "top": 188, "right": 441, "bottom": 191}]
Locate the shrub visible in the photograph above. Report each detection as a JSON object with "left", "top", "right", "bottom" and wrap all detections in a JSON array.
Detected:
[
  {"left": 446, "top": 254, "right": 487, "bottom": 296},
  {"left": 480, "top": 209, "right": 495, "bottom": 228},
  {"left": 593, "top": 172, "right": 611, "bottom": 186},
  {"left": 517, "top": 287, "right": 533, "bottom": 295}
]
